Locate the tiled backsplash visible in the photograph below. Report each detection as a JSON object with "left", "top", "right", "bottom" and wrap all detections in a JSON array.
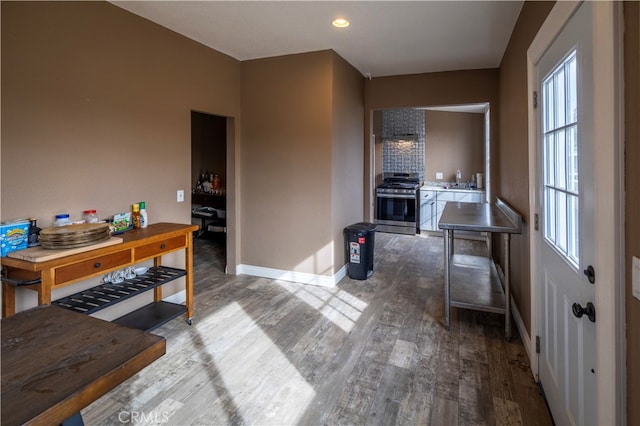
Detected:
[
  {"left": 381, "top": 109, "right": 425, "bottom": 181},
  {"left": 382, "top": 138, "right": 425, "bottom": 181}
]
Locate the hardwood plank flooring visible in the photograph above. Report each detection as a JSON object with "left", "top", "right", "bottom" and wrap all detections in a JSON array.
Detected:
[{"left": 82, "top": 231, "right": 552, "bottom": 425}]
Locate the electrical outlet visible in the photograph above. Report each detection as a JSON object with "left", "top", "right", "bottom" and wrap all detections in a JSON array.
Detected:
[
  {"left": 436, "top": 172, "right": 443, "bottom": 180},
  {"left": 633, "top": 256, "right": 640, "bottom": 301},
  {"left": 177, "top": 190, "right": 184, "bottom": 203}
]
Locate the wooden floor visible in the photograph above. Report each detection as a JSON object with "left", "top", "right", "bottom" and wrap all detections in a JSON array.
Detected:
[{"left": 82, "top": 231, "right": 553, "bottom": 425}]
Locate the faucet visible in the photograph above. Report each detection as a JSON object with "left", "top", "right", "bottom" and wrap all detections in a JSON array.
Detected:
[{"left": 456, "top": 170, "right": 461, "bottom": 185}]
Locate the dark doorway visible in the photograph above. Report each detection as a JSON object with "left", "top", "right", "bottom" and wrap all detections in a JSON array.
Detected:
[{"left": 191, "top": 111, "right": 227, "bottom": 271}]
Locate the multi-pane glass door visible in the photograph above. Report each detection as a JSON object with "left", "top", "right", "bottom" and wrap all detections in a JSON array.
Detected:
[{"left": 543, "top": 50, "right": 579, "bottom": 268}]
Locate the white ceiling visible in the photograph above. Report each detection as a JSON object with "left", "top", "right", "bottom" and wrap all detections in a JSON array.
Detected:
[{"left": 111, "top": 1, "right": 524, "bottom": 78}]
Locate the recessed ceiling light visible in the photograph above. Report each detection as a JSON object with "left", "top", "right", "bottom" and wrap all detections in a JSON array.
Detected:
[{"left": 332, "top": 18, "right": 350, "bottom": 28}]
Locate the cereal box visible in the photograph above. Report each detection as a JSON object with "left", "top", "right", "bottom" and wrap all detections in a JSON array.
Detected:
[{"left": 1, "top": 219, "right": 30, "bottom": 257}]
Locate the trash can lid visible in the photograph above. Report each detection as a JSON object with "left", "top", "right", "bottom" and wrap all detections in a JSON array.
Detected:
[{"left": 345, "top": 222, "right": 378, "bottom": 232}]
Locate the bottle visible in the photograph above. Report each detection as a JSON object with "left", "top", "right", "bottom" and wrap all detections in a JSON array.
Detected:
[
  {"left": 28, "top": 218, "right": 41, "bottom": 247},
  {"left": 132, "top": 203, "right": 141, "bottom": 229},
  {"left": 139, "top": 202, "right": 148, "bottom": 229}
]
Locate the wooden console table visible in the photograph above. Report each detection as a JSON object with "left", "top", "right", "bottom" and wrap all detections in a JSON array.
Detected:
[
  {"left": 1, "top": 305, "right": 166, "bottom": 426},
  {"left": 1, "top": 223, "right": 198, "bottom": 330},
  {"left": 439, "top": 198, "right": 522, "bottom": 339}
]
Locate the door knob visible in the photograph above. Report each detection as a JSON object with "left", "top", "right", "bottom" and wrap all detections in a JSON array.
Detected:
[{"left": 572, "top": 302, "right": 596, "bottom": 322}]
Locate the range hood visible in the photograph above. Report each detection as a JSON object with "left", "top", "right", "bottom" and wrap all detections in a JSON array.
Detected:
[{"left": 381, "top": 109, "right": 425, "bottom": 138}]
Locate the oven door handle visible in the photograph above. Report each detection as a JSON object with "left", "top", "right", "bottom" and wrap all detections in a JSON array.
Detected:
[{"left": 376, "top": 193, "right": 416, "bottom": 199}]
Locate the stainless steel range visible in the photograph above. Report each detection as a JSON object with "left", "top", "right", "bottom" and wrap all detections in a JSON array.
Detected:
[{"left": 375, "top": 172, "right": 420, "bottom": 235}]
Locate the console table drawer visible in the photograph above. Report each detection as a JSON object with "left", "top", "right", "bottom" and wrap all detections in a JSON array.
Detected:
[
  {"left": 135, "top": 235, "right": 186, "bottom": 260},
  {"left": 55, "top": 250, "right": 132, "bottom": 286}
]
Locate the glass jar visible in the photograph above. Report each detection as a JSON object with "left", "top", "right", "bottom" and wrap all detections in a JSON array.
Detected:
[
  {"left": 83, "top": 210, "right": 99, "bottom": 223},
  {"left": 53, "top": 214, "right": 72, "bottom": 227}
]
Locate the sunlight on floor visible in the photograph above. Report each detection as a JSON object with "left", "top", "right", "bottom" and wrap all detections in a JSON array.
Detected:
[
  {"left": 189, "top": 302, "right": 316, "bottom": 425},
  {"left": 276, "top": 281, "right": 368, "bottom": 333}
]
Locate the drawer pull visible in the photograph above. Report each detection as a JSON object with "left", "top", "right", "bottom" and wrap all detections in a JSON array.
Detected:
[
  {"left": 161, "top": 244, "right": 166, "bottom": 249},
  {"left": 94, "top": 262, "right": 101, "bottom": 268}
]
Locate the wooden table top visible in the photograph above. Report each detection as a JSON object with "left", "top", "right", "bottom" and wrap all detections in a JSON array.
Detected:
[{"left": 1, "top": 305, "right": 166, "bottom": 426}]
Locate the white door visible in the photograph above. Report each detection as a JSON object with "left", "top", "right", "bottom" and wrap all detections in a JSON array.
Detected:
[{"left": 536, "top": 2, "right": 597, "bottom": 425}]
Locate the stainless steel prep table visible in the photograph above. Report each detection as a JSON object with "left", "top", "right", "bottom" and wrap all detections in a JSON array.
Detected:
[{"left": 439, "top": 198, "right": 521, "bottom": 339}]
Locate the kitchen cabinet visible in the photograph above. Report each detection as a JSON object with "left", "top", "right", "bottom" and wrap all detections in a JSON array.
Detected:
[
  {"left": 419, "top": 187, "right": 486, "bottom": 232},
  {"left": 419, "top": 189, "right": 436, "bottom": 231}
]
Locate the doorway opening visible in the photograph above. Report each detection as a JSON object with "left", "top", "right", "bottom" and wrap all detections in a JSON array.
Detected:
[
  {"left": 370, "top": 103, "right": 491, "bottom": 232},
  {"left": 191, "top": 110, "right": 227, "bottom": 272}
]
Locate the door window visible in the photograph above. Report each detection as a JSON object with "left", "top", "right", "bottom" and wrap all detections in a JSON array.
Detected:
[{"left": 543, "top": 51, "right": 579, "bottom": 267}]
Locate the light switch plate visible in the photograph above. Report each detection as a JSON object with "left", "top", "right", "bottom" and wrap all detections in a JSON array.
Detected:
[
  {"left": 633, "top": 256, "right": 640, "bottom": 301},
  {"left": 436, "top": 172, "right": 443, "bottom": 180},
  {"left": 177, "top": 189, "right": 184, "bottom": 203}
]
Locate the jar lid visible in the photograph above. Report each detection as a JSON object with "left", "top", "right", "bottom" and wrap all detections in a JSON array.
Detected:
[
  {"left": 83, "top": 210, "right": 96, "bottom": 214},
  {"left": 55, "top": 214, "right": 70, "bottom": 219}
]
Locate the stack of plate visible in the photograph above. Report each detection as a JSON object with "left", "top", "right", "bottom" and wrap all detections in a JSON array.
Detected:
[{"left": 39, "top": 223, "right": 111, "bottom": 249}]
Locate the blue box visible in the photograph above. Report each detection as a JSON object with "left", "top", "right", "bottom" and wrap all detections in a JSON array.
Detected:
[{"left": 1, "top": 219, "right": 30, "bottom": 257}]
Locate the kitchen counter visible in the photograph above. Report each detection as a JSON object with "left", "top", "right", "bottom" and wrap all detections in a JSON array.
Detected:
[{"left": 420, "top": 185, "right": 485, "bottom": 194}]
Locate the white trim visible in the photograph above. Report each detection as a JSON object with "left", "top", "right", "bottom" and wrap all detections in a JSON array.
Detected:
[
  {"left": 527, "top": 1, "right": 625, "bottom": 424},
  {"left": 496, "top": 263, "right": 533, "bottom": 367},
  {"left": 511, "top": 294, "right": 531, "bottom": 364},
  {"left": 613, "top": 3, "right": 627, "bottom": 423},
  {"left": 526, "top": 1, "right": 582, "bottom": 383},
  {"left": 592, "top": 2, "right": 625, "bottom": 424},
  {"left": 164, "top": 289, "right": 186, "bottom": 304},
  {"left": 236, "top": 264, "right": 347, "bottom": 288}
]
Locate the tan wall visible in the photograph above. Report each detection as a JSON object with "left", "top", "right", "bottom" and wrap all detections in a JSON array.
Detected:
[
  {"left": 424, "top": 110, "right": 485, "bottom": 183},
  {"left": 497, "top": 1, "right": 555, "bottom": 333},
  {"left": 331, "top": 54, "right": 365, "bottom": 271},
  {"left": 240, "top": 51, "right": 335, "bottom": 274},
  {"left": 364, "top": 69, "right": 499, "bottom": 221},
  {"left": 1, "top": 1, "right": 241, "bottom": 314},
  {"left": 625, "top": 2, "right": 640, "bottom": 423}
]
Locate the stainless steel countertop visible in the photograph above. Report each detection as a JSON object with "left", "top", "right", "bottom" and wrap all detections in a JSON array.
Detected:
[{"left": 438, "top": 202, "right": 521, "bottom": 233}]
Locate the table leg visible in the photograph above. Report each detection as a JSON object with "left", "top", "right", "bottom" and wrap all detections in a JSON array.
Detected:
[
  {"left": 2, "top": 282, "right": 15, "bottom": 317},
  {"left": 185, "top": 231, "right": 194, "bottom": 324},
  {"left": 444, "top": 228, "right": 451, "bottom": 329},
  {"left": 504, "top": 233, "right": 511, "bottom": 340},
  {"left": 153, "top": 257, "right": 162, "bottom": 302},
  {"left": 39, "top": 269, "right": 53, "bottom": 306}
]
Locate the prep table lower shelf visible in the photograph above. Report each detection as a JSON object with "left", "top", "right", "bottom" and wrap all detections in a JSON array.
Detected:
[{"left": 449, "top": 254, "right": 505, "bottom": 314}]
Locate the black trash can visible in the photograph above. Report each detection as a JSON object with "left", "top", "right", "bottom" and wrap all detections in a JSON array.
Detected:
[{"left": 345, "top": 222, "right": 377, "bottom": 280}]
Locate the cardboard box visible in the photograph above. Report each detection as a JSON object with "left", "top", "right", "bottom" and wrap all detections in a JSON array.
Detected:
[
  {"left": 112, "top": 212, "right": 131, "bottom": 234},
  {"left": 1, "top": 219, "right": 30, "bottom": 257}
]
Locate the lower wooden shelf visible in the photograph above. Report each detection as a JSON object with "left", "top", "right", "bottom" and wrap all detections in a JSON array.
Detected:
[{"left": 113, "top": 301, "right": 187, "bottom": 331}]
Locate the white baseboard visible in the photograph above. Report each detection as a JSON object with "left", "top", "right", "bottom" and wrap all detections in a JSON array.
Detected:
[
  {"left": 164, "top": 290, "right": 186, "bottom": 304},
  {"left": 236, "top": 263, "right": 347, "bottom": 288},
  {"left": 495, "top": 264, "right": 532, "bottom": 364}
]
